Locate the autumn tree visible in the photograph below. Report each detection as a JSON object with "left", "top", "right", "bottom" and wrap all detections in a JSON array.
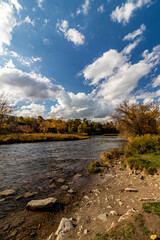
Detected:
[
  {"left": 0, "top": 93, "right": 14, "bottom": 124},
  {"left": 112, "top": 100, "right": 160, "bottom": 136}
]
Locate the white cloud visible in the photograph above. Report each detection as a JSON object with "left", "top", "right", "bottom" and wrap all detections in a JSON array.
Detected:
[
  {"left": 0, "top": 0, "right": 22, "bottom": 53},
  {"left": 9, "top": 0, "right": 22, "bottom": 13},
  {"left": 123, "top": 24, "right": 146, "bottom": 41},
  {"left": 16, "top": 103, "right": 46, "bottom": 117},
  {"left": 5, "top": 59, "right": 15, "bottom": 69},
  {"left": 0, "top": 66, "right": 64, "bottom": 102},
  {"left": 122, "top": 38, "right": 142, "bottom": 55},
  {"left": 81, "top": 40, "right": 160, "bottom": 106},
  {"left": 37, "top": 0, "right": 45, "bottom": 9},
  {"left": 153, "top": 75, "right": 160, "bottom": 87},
  {"left": 111, "top": 0, "right": 153, "bottom": 25},
  {"left": 24, "top": 16, "right": 35, "bottom": 26},
  {"left": 97, "top": 5, "right": 105, "bottom": 14},
  {"left": 77, "top": 0, "right": 90, "bottom": 16},
  {"left": 57, "top": 20, "right": 85, "bottom": 46}
]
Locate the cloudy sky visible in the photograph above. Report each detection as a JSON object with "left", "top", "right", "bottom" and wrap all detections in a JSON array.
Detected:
[{"left": 0, "top": 0, "right": 160, "bottom": 120}]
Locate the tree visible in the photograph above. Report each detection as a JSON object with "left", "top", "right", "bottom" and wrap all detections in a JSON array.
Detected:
[
  {"left": 112, "top": 100, "right": 160, "bottom": 136},
  {"left": 0, "top": 93, "right": 14, "bottom": 124}
]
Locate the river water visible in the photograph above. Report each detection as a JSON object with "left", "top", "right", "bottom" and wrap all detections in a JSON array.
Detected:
[{"left": 0, "top": 136, "right": 126, "bottom": 217}]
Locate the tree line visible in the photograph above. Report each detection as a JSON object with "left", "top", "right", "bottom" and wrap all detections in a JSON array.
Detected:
[{"left": 0, "top": 93, "right": 159, "bottom": 136}]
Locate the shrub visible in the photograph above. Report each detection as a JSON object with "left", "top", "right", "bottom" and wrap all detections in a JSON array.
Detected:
[
  {"left": 142, "top": 202, "right": 160, "bottom": 216},
  {"left": 125, "top": 134, "right": 160, "bottom": 155},
  {"left": 101, "top": 149, "right": 121, "bottom": 163},
  {"left": 88, "top": 161, "right": 102, "bottom": 174}
]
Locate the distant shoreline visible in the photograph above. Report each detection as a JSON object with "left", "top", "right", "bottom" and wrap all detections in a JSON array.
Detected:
[{"left": 0, "top": 133, "right": 90, "bottom": 145}]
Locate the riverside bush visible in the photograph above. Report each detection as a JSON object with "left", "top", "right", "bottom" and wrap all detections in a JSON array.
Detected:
[
  {"left": 101, "top": 149, "right": 121, "bottom": 163},
  {"left": 125, "top": 134, "right": 160, "bottom": 155},
  {"left": 88, "top": 161, "right": 102, "bottom": 173}
]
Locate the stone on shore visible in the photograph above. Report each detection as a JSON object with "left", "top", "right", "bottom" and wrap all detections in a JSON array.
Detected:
[
  {"left": 0, "top": 189, "right": 15, "bottom": 196},
  {"left": 56, "top": 178, "right": 65, "bottom": 183},
  {"left": 26, "top": 197, "right": 57, "bottom": 210},
  {"left": 23, "top": 192, "right": 38, "bottom": 198},
  {"left": 125, "top": 188, "right": 138, "bottom": 192},
  {"left": 55, "top": 218, "right": 74, "bottom": 235},
  {"left": 61, "top": 185, "right": 69, "bottom": 191},
  {"left": 46, "top": 233, "right": 55, "bottom": 240}
]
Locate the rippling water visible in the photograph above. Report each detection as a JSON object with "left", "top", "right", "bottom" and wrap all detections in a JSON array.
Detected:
[{"left": 0, "top": 136, "right": 125, "bottom": 192}]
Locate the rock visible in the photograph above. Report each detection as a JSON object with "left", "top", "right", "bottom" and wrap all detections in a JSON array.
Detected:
[
  {"left": 3, "top": 224, "right": 10, "bottom": 231},
  {"left": 23, "top": 192, "right": 38, "bottom": 198},
  {"left": 55, "top": 218, "right": 74, "bottom": 235},
  {"left": 46, "top": 233, "right": 55, "bottom": 240},
  {"left": 61, "top": 185, "right": 69, "bottom": 191},
  {"left": 109, "top": 210, "right": 118, "bottom": 216},
  {"left": 26, "top": 197, "right": 57, "bottom": 210},
  {"left": 125, "top": 188, "right": 138, "bottom": 192},
  {"left": 138, "top": 198, "right": 155, "bottom": 201},
  {"left": 30, "top": 232, "right": 37, "bottom": 237},
  {"left": 0, "top": 189, "right": 15, "bottom": 196},
  {"left": 84, "top": 229, "right": 89, "bottom": 235},
  {"left": 56, "top": 178, "right": 65, "bottom": 183},
  {"left": 107, "top": 222, "right": 116, "bottom": 232},
  {"left": 118, "top": 208, "right": 136, "bottom": 222},
  {"left": 73, "top": 173, "right": 82, "bottom": 179},
  {"left": 49, "top": 183, "right": 56, "bottom": 188},
  {"left": 56, "top": 233, "right": 69, "bottom": 240},
  {"left": 9, "top": 229, "right": 18, "bottom": 238},
  {"left": 68, "top": 189, "right": 74, "bottom": 194},
  {"left": 107, "top": 204, "right": 112, "bottom": 209},
  {"left": 0, "top": 198, "right": 5, "bottom": 202},
  {"left": 118, "top": 201, "right": 123, "bottom": 206},
  {"left": 98, "top": 213, "right": 108, "bottom": 222}
]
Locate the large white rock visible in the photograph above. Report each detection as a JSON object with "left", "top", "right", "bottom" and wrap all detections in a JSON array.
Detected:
[
  {"left": 55, "top": 218, "right": 74, "bottom": 235},
  {"left": 26, "top": 197, "right": 57, "bottom": 210}
]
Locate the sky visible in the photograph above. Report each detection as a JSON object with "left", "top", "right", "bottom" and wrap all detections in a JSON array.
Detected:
[{"left": 0, "top": 0, "right": 160, "bottom": 121}]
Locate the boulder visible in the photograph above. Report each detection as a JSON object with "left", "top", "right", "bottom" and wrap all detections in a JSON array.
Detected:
[
  {"left": 26, "top": 197, "right": 57, "bottom": 210},
  {"left": 55, "top": 218, "right": 74, "bottom": 235}
]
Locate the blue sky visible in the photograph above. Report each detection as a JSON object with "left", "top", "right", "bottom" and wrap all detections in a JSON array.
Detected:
[{"left": 0, "top": 0, "right": 160, "bottom": 120}]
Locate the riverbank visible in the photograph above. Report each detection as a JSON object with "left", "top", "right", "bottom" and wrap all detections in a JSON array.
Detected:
[
  {"left": 0, "top": 161, "right": 159, "bottom": 240},
  {"left": 46, "top": 163, "right": 160, "bottom": 240},
  {"left": 0, "top": 133, "right": 89, "bottom": 144}
]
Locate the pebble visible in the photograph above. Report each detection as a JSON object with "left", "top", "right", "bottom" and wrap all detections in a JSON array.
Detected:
[
  {"left": 61, "top": 185, "right": 69, "bottom": 191},
  {"left": 0, "top": 189, "right": 15, "bottom": 196},
  {"left": 56, "top": 178, "right": 65, "bottom": 183},
  {"left": 109, "top": 210, "right": 118, "bottom": 216},
  {"left": 125, "top": 188, "right": 138, "bottom": 192},
  {"left": 84, "top": 229, "right": 89, "bottom": 235}
]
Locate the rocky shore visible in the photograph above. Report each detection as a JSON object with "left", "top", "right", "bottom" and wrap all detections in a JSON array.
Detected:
[{"left": 0, "top": 162, "right": 160, "bottom": 240}]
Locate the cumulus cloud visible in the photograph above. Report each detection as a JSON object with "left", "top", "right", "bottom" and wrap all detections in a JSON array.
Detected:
[
  {"left": 123, "top": 24, "right": 146, "bottom": 41},
  {"left": 81, "top": 38, "right": 160, "bottom": 106},
  {"left": 97, "top": 5, "right": 105, "bottom": 14},
  {"left": 16, "top": 103, "right": 46, "bottom": 117},
  {"left": 48, "top": 92, "right": 113, "bottom": 120},
  {"left": 77, "top": 0, "right": 90, "bottom": 16},
  {"left": 111, "top": 0, "right": 153, "bottom": 25},
  {"left": 57, "top": 20, "right": 85, "bottom": 46},
  {"left": 0, "top": 0, "right": 22, "bottom": 53},
  {"left": 0, "top": 66, "right": 64, "bottom": 103}
]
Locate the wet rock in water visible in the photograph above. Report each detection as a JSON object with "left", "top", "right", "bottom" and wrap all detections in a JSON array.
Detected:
[
  {"left": 73, "top": 173, "right": 82, "bottom": 179},
  {"left": 26, "top": 197, "right": 57, "bottom": 210},
  {"left": 55, "top": 218, "right": 74, "bottom": 235},
  {"left": 61, "top": 185, "right": 69, "bottom": 191},
  {"left": 125, "top": 188, "right": 138, "bottom": 192},
  {"left": 98, "top": 213, "right": 108, "bottom": 222},
  {"left": 46, "top": 233, "right": 55, "bottom": 240},
  {"left": 56, "top": 178, "right": 65, "bottom": 183},
  {"left": 0, "top": 189, "right": 15, "bottom": 196},
  {"left": 23, "top": 192, "right": 38, "bottom": 198}
]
